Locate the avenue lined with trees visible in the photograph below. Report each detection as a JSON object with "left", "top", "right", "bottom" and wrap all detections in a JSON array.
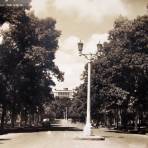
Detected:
[
  {"left": 70, "top": 13, "right": 148, "bottom": 132},
  {"left": 0, "top": 2, "right": 148, "bottom": 135}
]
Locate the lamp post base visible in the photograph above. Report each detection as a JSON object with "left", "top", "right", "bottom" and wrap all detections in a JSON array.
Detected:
[
  {"left": 83, "top": 123, "right": 92, "bottom": 136},
  {"left": 76, "top": 124, "right": 105, "bottom": 141},
  {"left": 77, "top": 135, "right": 105, "bottom": 141}
]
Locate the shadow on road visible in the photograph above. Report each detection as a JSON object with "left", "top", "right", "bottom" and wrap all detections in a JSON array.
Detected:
[
  {"left": 105, "top": 129, "right": 147, "bottom": 135},
  {"left": 0, "top": 119, "right": 82, "bottom": 135},
  {"left": 0, "top": 126, "right": 82, "bottom": 135},
  {"left": 0, "top": 139, "right": 11, "bottom": 141},
  {"left": 0, "top": 120, "right": 82, "bottom": 135},
  {"left": 0, "top": 138, "right": 11, "bottom": 144},
  {"left": 49, "top": 126, "right": 82, "bottom": 131},
  {"left": 105, "top": 130, "right": 125, "bottom": 133},
  {"left": 103, "top": 135, "right": 124, "bottom": 139}
]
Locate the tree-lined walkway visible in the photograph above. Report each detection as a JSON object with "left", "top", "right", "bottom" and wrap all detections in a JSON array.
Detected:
[{"left": 0, "top": 119, "right": 148, "bottom": 148}]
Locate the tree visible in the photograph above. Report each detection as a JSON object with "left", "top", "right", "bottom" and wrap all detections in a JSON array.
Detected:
[
  {"left": 69, "top": 85, "right": 87, "bottom": 122},
  {"left": 0, "top": 7, "right": 63, "bottom": 128},
  {"left": 72, "top": 13, "right": 148, "bottom": 130},
  {"left": 106, "top": 15, "right": 148, "bottom": 129}
]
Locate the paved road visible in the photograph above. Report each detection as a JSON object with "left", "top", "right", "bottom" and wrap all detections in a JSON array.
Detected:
[{"left": 0, "top": 119, "right": 148, "bottom": 148}]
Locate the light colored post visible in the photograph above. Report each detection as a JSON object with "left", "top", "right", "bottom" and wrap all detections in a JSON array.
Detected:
[
  {"left": 84, "top": 60, "right": 92, "bottom": 136},
  {"left": 64, "top": 111, "right": 65, "bottom": 119},
  {"left": 66, "top": 107, "right": 68, "bottom": 121},
  {"left": 77, "top": 41, "right": 104, "bottom": 139}
]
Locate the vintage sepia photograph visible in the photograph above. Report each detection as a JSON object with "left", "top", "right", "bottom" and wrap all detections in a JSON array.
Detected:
[{"left": 0, "top": 0, "right": 148, "bottom": 147}]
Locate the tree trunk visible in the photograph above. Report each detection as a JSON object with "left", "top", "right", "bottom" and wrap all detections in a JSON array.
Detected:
[
  {"left": 18, "top": 113, "right": 21, "bottom": 127},
  {"left": 1, "top": 104, "right": 6, "bottom": 129},
  {"left": 36, "top": 113, "right": 39, "bottom": 126},
  {"left": 11, "top": 104, "right": 16, "bottom": 128},
  {"left": 29, "top": 113, "right": 32, "bottom": 127},
  {"left": 24, "top": 110, "right": 28, "bottom": 126},
  {"left": 115, "top": 107, "right": 119, "bottom": 129},
  {"left": 20, "top": 112, "right": 23, "bottom": 127},
  {"left": 134, "top": 112, "right": 138, "bottom": 131}
]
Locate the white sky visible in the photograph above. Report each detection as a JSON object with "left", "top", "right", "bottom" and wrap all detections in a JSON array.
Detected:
[
  {"left": 0, "top": 23, "right": 10, "bottom": 44},
  {"left": 31, "top": 0, "right": 147, "bottom": 89}
]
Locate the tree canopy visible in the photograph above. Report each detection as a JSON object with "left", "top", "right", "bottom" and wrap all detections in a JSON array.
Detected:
[
  {"left": 72, "top": 14, "right": 148, "bottom": 130},
  {"left": 0, "top": 6, "right": 63, "bottom": 128}
]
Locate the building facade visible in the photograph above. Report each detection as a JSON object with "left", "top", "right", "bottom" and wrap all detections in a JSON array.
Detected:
[{"left": 53, "top": 88, "right": 74, "bottom": 99}]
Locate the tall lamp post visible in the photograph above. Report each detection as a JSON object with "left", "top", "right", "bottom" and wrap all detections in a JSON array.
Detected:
[{"left": 78, "top": 41, "right": 103, "bottom": 136}]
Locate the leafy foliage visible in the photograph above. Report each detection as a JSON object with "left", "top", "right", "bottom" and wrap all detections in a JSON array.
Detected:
[
  {"left": 72, "top": 14, "right": 148, "bottom": 129},
  {"left": 0, "top": 7, "right": 63, "bottom": 128}
]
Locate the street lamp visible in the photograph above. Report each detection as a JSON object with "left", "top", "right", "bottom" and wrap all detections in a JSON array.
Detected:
[{"left": 77, "top": 41, "right": 103, "bottom": 136}]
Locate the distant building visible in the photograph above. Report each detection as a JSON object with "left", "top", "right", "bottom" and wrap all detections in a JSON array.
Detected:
[{"left": 53, "top": 88, "right": 74, "bottom": 99}]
